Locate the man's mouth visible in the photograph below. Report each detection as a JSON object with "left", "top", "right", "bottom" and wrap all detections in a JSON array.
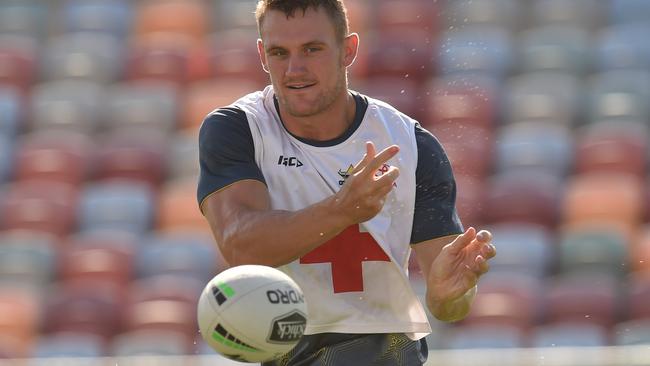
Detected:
[{"left": 286, "top": 82, "right": 316, "bottom": 90}]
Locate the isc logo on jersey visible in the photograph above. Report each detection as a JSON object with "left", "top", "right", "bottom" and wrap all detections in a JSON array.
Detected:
[{"left": 197, "top": 265, "right": 308, "bottom": 363}]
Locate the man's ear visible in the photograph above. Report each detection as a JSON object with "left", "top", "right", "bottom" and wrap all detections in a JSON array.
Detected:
[
  {"left": 342, "top": 33, "right": 359, "bottom": 67},
  {"left": 257, "top": 38, "right": 269, "bottom": 73}
]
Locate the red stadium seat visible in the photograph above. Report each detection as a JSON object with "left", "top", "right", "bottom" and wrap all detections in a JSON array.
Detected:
[
  {"left": 157, "top": 177, "right": 212, "bottom": 233},
  {"left": 375, "top": 0, "right": 441, "bottom": 32},
  {"left": 0, "top": 180, "right": 78, "bottom": 238},
  {"left": 94, "top": 131, "right": 167, "bottom": 188},
  {"left": 365, "top": 28, "right": 434, "bottom": 80},
  {"left": 574, "top": 120, "right": 648, "bottom": 178},
  {"left": 0, "top": 35, "right": 37, "bottom": 93},
  {"left": 482, "top": 171, "right": 562, "bottom": 228},
  {"left": 429, "top": 124, "right": 494, "bottom": 179},
  {"left": 562, "top": 172, "right": 645, "bottom": 229},
  {"left": 207, "top": 29, "right": 269, "bottom": 86},
  {"left": 0, "top": 286, "right": 40, "bottom": 357},
  {"left": 454, "top": 174, "right": 487, "bottom": 227},
  {"left": 14, "top": 131, "right": 93, "bottom": 186},
  {"left": 133, "top": 0, "right": 209, "bottom": 42},
  {"left": 126, "top": 33, "right": 192, "bottom": 86}
]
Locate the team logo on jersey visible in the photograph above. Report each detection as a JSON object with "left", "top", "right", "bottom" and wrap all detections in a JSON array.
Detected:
[
  {"left": 278, "top": 155, "right": 303, "bottom": 167},
  {"left": 337, "top": 164, "right": 354, "bottom": 185}
]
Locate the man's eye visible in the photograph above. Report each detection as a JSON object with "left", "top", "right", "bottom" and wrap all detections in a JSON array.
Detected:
[
  {"left": 306, "top": 47, "right": 320, "bottom": 54},
  {"left": 270, "top": 50, "right": 286, "bottom": 57}
]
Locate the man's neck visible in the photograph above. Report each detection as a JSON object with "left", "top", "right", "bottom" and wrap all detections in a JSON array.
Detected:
[{"left": 279, "top": 91, "right": 356, "bottom": 142}]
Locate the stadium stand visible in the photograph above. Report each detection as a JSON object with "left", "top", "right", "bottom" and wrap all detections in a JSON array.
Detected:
[{"left": 0, "top": 0, "right": 648, "bottom": 364}]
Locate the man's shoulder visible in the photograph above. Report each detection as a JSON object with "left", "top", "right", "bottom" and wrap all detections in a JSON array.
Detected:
[{"left": 355, "top": 91, "right": 417, "bottom": 124}]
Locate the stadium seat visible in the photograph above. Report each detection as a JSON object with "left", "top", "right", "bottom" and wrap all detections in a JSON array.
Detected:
[
  {"left": 613, "top": 319, "right": 650, "bottom": 345},
  {"left": 502, "top": 72, "right": 581, "bottom": 126},
  {"left": 437, "top": 26, "right": 514, "bottom": 79},
  {"left": 573, "top": 120, "right": 647, "bottom": 178},
  {"left": 454, "top": 174, "right": 487, "bottom": 228},
  {"left": 443, "top": 0, "right": 523, "bottom": 31},
  {"left": 122, "top": 275, "right": 202, "bottom": 342},
  {"left": 42, "top": 281, "right": 124, "bottom": 344},
  {"left": 0, "top": 231, "right": 57, "bottom": 291},
  {"left": 631, "top": 226, "right": 650, "bottom": 274},
  {"left": 29, "top": 80, "right": 105, "bottom": 135},
  {"left": 460, "top": 272, "right": 544, "bottom": 331},
  {"left": 375, "top": 0, "right": 440, "bottom": 33},
  {"left": 0, "top": 286, "right": 42, "bottom": 357},
  {"left": 422, "top": 75, "right": 498, "bottom": 129},
  {"left": 562, "top": 172, "right": 645, "bottom": 229},
  {"left": 0, "top": 180, "right": 78, "bottom": 238},
  {"left": 354, "top": 77, "right": 421, "bottom": 121},
  {"left": 0, "top": 1, "right": 48, "bottom": 40},
  {"left": 625, "top": 272, "right": 650, "bottom": 321},
  {"left": 58, "top": 0, "right": 132, "bottom": 39},
  {"left": 482, "top": 170, "right": 563, "bottom": 228},
  {"left": 211, "top": 0, "right": 259, "bottom": 32},
  {"left": 135, "top": 230, "right": 222, "bottom": 283},
  {"left": 77, "top": 180, "right": 156, "bottom": 236},
  {"left": 495, "top": 121, "right": 573, "bottom": 177},
  {"left": 610, "top": 0, "right": 650, "bottom": 25},
  {"left": 93, "top": 132, "right": 167, "bottom": 188},
  {"left": 182, "top": 78, "right": 262, "bottom": 132},
  {"left": 157, "top": 178, "right": 212, "bottom": 233},
  {"left": 207, "top": 29, "right": 277, "bottom": 85},
  {"left": 0, "top": 35, "right": 38, "bottom": 94},
  {"left": 32, "top": 332, "right": 105, "bottom": 358},
  {"left": 486, "top": 223, "right": 555, "bottom": 278},
  {"left": 0, "top": 134, "right": 14, "bottom": 185},
  {"left": 365, "top": 28, "right": 434, "bottom": 80},
  {"left": 167, "top": 131, "right": 199, "bottom": 180},
  {"left": 105, "top": 81, "right": 179, "bottom": 135},
  {"left": 58, "top": 237, "right": 134, "bottom": 290},
  {"left": 586, "top": 70, "right": 650, "bottom": 123},
  {"left": 531, "top": 0, "right": 607, "bottom": 30},
  {"left": 429, "top": 124, "right": 494, "bottom": 179},
  {"left": 14, "top": 131, "right": 93, "bottom": 186},
  {"left": 595, "top": 24, "right": 650, "bottom": 71},
  {"left": 133, "top": 0, "right": 209, "bottom": 43},
  {"left": 557, "top": 224, "right": 629, "bottom": 278},
  {"left": 41, "top": 32, "right": 123, "bottom": 84},
  {"left": 530, "top": 322, "right": 609, "bottom": 347},
  {"left": 110, "top": 329, "right": 193, "bottom": 356},
  {"left": 543, "top": 272, "right": 621, "bottom": 328},
  {"left": 516, "top": 26, "right": 591, "bottom": 75},
  {"left": 125, "top": 34, "right": 192, "bottom": 86},
  {"left": 0, "top": 87, "right": 22, "bottom": 138},
  {"left": 442, "top": 323, "right": 525, "bottom": 349}
]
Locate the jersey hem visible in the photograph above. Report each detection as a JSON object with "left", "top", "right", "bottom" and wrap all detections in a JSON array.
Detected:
[{"left": 198, "top": 178, "right": 267, "bottom": 215}]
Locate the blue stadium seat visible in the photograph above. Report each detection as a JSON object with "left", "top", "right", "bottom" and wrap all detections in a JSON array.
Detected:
[
  {"left": 77, "top": 180, "right": 156, "bottom": 236},
  {"left": 502, "top": 72, "right": 581, "bottom": 126},
  {"left": 595, "top": 24, "right": 650, "bottom": 71},
  {"left": 532, "top": 0, "right": 607, "bottom": 30},
  {"left": 613, "top": 319, "right": 650, "bottom": 345},
  {"left": 168, "top": 131, "right": 199, "bottom": 180},
  {"left": 530, "top": 322, "right": 609, "bottom": 347},
  {"left": 486, "top": 223, "right": 555, "bottom": 278},
  {"left": 30, "top": 80, "right": 105, "bottom": 135},
  {"left": 33, "top": 332, "right": 105, "bottom": 358},
  {"left": 41, "top": 32, "right": 124, "bottom": 84},
  {"left": 0, "top": 231, "right": 57, "bottom": 291},
  {"left": 586, "top": 70, "right": 650, "bottom": 123},
  {"left": 0, "top": 1, "right": 49, "bottom": 40},
  {"left": 134, "top": 230, "right": 221, "bottom": 283},
  {"left": 59, "top": 0, "right": 132, "bottom": 39},
  {"left": 0, "top": 86, "right": 22, "bottom": 138},
  {"left": 105, "top": 81, "right": 179, "bottom": 135},
  {"left": 212, "top": 0, "right": 259, "bottom": 32},
  {"left": 516, "top": 26, "right": 591, "bottom": 75},
  {"left": 557, "top": 225, "right": 629, "bottom": 278},
  {"left": 0, "top": 134, "right": 14, "bottom": 184},
  {"left": 495, "top": 121, "right": 573, "bottom": 177},
  {"left": 437, "top": 26, "right": 514, "bottom": 79},
  {"left": 443, "top": 0, "right": 523, "bottom": 31},
  {"left": 610, "top": 0, "right": 650, "bottom": 25}
]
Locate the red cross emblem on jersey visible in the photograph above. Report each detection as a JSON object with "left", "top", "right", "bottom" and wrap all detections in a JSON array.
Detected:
[{"left": 300, "top": 225, "right": 390, "bottom": 293}]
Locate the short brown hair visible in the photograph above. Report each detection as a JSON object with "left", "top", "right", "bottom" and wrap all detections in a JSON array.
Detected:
[{"left": 255, "top": 0, "right": 350, "bottom": 43}]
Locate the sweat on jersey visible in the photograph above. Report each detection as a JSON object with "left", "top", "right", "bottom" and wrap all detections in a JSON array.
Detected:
[{"left": 197, "top": 85, "right": 463, "bottom": 340}]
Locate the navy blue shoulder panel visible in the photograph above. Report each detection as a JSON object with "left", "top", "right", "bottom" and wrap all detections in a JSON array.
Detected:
[
  {"left": 411, "top": 123, "right": 464, "bottom": 244},
  {"left": 197, "top": 107, "right": 265, "bottom": 208}
]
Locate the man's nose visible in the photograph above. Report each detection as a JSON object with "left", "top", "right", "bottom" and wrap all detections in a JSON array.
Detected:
[{"left": 286, "top": 54, "right": 307, "bottom": 76}]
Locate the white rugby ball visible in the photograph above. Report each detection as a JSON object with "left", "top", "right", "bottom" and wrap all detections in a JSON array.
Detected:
[{"left": 197, "top": 265, "right": 308, "bottom": 363}]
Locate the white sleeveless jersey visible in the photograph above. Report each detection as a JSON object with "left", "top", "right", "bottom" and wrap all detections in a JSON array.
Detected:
[{"left": 234, "top": 86, "right": 431, "bottom": 340}]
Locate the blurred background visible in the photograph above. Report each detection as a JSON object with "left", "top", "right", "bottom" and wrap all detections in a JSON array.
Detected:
[{"left": 0, "top": 0, "right": 649, "bottom": 364}]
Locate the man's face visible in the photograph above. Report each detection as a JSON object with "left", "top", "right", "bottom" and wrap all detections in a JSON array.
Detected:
[{"left": 258, "top": 7, "right": 353, "bottom": 118}]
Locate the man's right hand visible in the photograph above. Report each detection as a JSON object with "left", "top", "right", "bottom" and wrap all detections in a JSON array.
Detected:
[{"left": 333, "top": 141, "right": 400, "bottom": 224}]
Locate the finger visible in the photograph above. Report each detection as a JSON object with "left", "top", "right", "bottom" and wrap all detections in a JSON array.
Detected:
[
  {"left": 475, "top": 230, "right": 492, "bottom": 243},
  {"left": 352, "top": 142, "right": 376, "bottom": 174},
  {"left": 481, "top": 243, "right": 497, "bottom": 259},
  {"left": 447, "top": 227, "right": 476, "bottom": 255},
  {"left": 362, "top": 144, "right": 399, "bottom": 177},
  {"left": 374, "top": 166, "right": 399, "bottom": 185},
  {"left": 474, "top": 255, "right": 490, "bottom": 275}
]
